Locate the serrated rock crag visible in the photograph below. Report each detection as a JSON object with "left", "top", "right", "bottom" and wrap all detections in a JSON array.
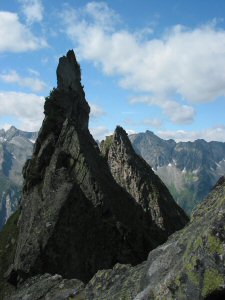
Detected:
[
  {"left": 5, "top": 177, "right": 225, "bottom": 300},
  {"left": 9, "top": 50, "right": 188, "bottom": 286},
  {"left": 100, "top": 126, "right": 188, "bottom": 235}
]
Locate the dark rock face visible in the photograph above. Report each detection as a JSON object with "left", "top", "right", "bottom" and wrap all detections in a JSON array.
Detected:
[
  {"left": 11, "top": 50, "right": 174, "bottom": 284},
  {"left": 0, "top": 127, "right": 37, "bottom": 229},
  {"left": 130, "top": 130, "right": 225, "bottom": 214},
  {"left": 0, "top": 211, "right": 19, "bottom": 300},
  {"left": 7, "top": 176, "right": 225, "bottom": 299},
  {"left": 100, "top": 126, "right": 188, "bottom": 236}
]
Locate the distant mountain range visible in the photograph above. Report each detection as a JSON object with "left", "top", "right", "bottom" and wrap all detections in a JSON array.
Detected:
[
  {"left": 130, "top": 130, "right": 225, "bottom": 214},
  {"left": 0, "top": 126, "right": 37, "bottom": 229}
]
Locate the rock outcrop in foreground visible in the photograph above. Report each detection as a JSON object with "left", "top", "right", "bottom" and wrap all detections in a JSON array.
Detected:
[
  {"left": 100, "top": 126, "right": 188, "bottom": 235},
  {"left": 8, "top": 176, "right": 225, "bottom": 299},
  {"left": 5, "top": 50, "right": 187, "bottom": 288}
]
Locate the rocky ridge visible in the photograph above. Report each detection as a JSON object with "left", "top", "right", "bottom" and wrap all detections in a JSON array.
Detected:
[
  {"left": 130, "top": 130, "right": 225, "bottom": 214},
  {"left": 4, "top": 176, "right": 225, "bottom": 300},
  {"left": 6, "top": 50, "right": 187, "bottom": 288},
  {"left": 100, "top": 126, "right": 188, "bottom": 235}
]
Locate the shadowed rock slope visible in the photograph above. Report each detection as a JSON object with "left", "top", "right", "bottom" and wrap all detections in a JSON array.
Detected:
[
  {"left": 6, "top": 176, "right": 225, "bottom": 300},
  {"left": 6, "top": 177, "right": 225, "bottom": 300},
  {"left": 6, "top": 50, "right": 187, "bottom": 287},
  {"left": 100, "top": 126, "right": 188, "bottom": 235}
]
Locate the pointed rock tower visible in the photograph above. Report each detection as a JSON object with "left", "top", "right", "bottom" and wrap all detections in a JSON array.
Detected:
[
  {"left": 11, "top": 51, "right": 179, "bottom": 284},
  {"left": 100, "top": 126, "right": 188, "bottom": 235}
]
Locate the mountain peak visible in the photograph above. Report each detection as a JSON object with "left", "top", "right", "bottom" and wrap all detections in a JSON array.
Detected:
[
  {"left": 6, "top": 125, "right": 17, "bottom": 133},
  {"left": 4, "top": 126, "right": 18, "bottom": 140},
  {"left": 115, "top": 125, "right": 127, "bottom": 136},
  {"left": 12, "top": 51, "right": 171, "bottom": 285},
  {"left": 114, "top": 126, "right": 134, "bottom": 152},
  {"left": 146, "top": 130, "right": 154, "bottom": 135},
  {"left": 43, "top": 50, "right": 90, "bottom": 132},
  {"left": 101, "top": 126, "right": 188, "bottom": 235},
  {"left": 56, "top": 49, "right": 81, "bottom": 91}
]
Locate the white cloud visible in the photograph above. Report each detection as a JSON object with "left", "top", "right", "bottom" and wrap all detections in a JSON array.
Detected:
[
  {"left": 157, "top": 126, "right": 225, "bottom": 142},
  {"left": 90, "top": 126, "right": 111, "bottom": 141},
  {"left": 143, "top": 118, "right": 162, "bottom": 128},
  {"left": 0, "top": 91, "right": 44, "bottom": 131},
  {"left": 89, "top": 103, "right": 105, "bottom": 118},
  {"left": 126, "top": 129, "right": 136, "bottom": 135},
  {"left": 161, "top": 100, "right": 195, "bottom": 124},
  {"left": 124, "top": 116, "right": 163, "bottom": 128},
  {"left": 0, "top": 70, "right": 46, "bottom": 92},
  {"left": 18, "top": 0, "right": 44, "bottom": 24},
  {"left": 0, "top": 11, "right": 47, "bottom": 52},
  {"left": 0, "top": 123, "right": 11, "bottom": 131},
  {"left": 61, "top": 2, "right": 225, "bottom": 124},
  {"left": 85, "top": 2, "right": 120, "bottom": 31},
  {"left": 130, "top": 95, "right": 195, "bottom": 124},
  {"left": 123, "top": 118, "right": 137, "bottom": 126},
  {"left": 28, "top": 68, "right": 40, "bottom": 77}
]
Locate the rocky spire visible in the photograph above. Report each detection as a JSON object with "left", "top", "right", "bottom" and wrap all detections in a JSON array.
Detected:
[
  {"left": 57, "top": 50, "right": 81, "bottom": 91},
  {"left": 43, "top": 50, "right": 90, "bottom": 132},
  {"left": 100, "top": 126, "right": 189, "bottom": 234},
  {"left": 10, "top": 51, "right": 175, "bottom": 285}
]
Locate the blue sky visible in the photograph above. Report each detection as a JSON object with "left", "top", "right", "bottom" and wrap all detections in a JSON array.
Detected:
[{"left": 0, "top": 0, "right": 225, "bottom": 141}]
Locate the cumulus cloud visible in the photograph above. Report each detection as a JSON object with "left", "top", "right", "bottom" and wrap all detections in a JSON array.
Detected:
[
  {"left": 126, "top": 129, "right": 136, "bottom": 135},
  {"left": 89, "top": 103, "right": 105, "bottom": 118},
  {"left": 130, "top": 95, "right": 195, "bottom": 124},
  {"left": 124, "top": 117, "right": 163, "bottom": 128},
  {"left": 18, "top": 0, "right": 44, "bottom": 24},
  {"left": 0, "top": 92, "right": 44, "bottom": 131},
  {"left": 0, "top": 123, "right": 11, "bottom": 131},
  {"left": 61, "top": 2, "right": 225, "bottom": 124},
  {"left": 84, "top": 2, "right": 120, "bottom": 31},
  {"left": 0, "top": 70, "right": 46, "bottom": 92},
  {"left": 157, "top": 126, "right": 225, "bottom": 142},
  {"left": 143, "top": 118, "right": 163, "bottom": 128},
  {"left": 90, "top": 126, "right": 111, "bottom": 141},
  {"left": 0, "top": 11, "right": 47, "bottom": 52}
]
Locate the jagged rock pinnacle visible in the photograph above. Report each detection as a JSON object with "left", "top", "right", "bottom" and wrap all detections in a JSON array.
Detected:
[
  {"left": 11, "top": 51, "right": 175, "bottom": 285},
  {"left": 100, "top": 126, "right": 188, "bottom": 234},
  {"left": 57, "top": 50, "right": 81, "bottom": 91},
  {"left": 42, "top": 50, "right": 90, "bottom": 132}
]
